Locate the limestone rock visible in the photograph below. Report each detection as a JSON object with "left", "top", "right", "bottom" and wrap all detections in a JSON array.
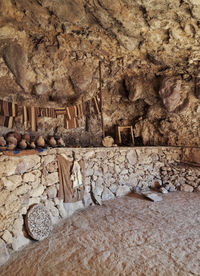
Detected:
[
  {"left": 30, "top": 185, "right": 45, "bottom": 198},
  {"left": 159, "top": 187, "right": 168, "bottom": 194},
  {"left": 42, "top": 172, "right": 59, "bottom": 186},
  {"left": 2, "top": 175, "right": 22, "bottom": 191},
  {"left": 0, "top": 239, "right": 9, "bottom": 266},
  {"left": 180, "top": 184, "right": 194, "bottom": 193},
  {"left": 142, "top": 191, "right": 163, "bottom": 202},
  {"left": 159, "top": 77, "right": 188, "bottom": 112},
  {"left": 126, "top": 150, "right": 137, "bottom": 165},
  {"left": 2, "top": 230, "right": 13, "bottom": 245},
  {"left": 15, "top": 155, "right": 40, "bottom": 175},
  {"left": 23, "top": 172, "right": 36, "bottom": 182},
  {"left": 3, "top": 43, "right": 33, "bottom": 91},
  {"left": 92, "top": 182, "right": 103, "bottom": 205},
  {"left": 102, "top": 188, "right": 115, "bottom": 201},
  {"left": 116, "top": 185, "right": 131, "bottom": 197},
  {"left": 13, "top": 217, "right": 24, "bottom": 236},
  {"left": 33, "top": 83, "right": 48, "bottom": 96},
  {"left": 46, "top": 186, "right": 57, "bottom": 199}
]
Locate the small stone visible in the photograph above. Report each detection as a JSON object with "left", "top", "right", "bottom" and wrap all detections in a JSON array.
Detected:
[
  {"left": 159, "top": 187, "right": 168, "bottom": 194},
  {"left": 23, "top": 172, "right": 35, "bottom": 182},
  {"left": 83, "top": 190, "right": 94, "bottom": 207},
  {"left": 46, "top": 186, "right": 57, "bottom": 199},
  {"left": 164, "top": 183, "right": 177, "bottom": 192},
  {"left": 92, "top": 182, "right": 103, "bottom": 205},
  {"left": 30, "top": 185, "right": 45, "bottom": 197},
  {"left": 101, "top": 187, "right": 115, "bottom": 201},
  {"left": 13, "top": 217, "right": 24, "bottom": 236},
  {"left": 2, "top": 175, "right": 22, "bottom": 191},
  {"left": 116, "top": 185, "right": 131, "bottom": 197},
  {"left": 85, "top": 168, "right": 93, "bottom": 177},
  {"left": 142, "top": 191, "right": 163, "bottom": 202},
  {"left": 180, "top": 184, "right": 194, "bottom": 192},
  {"left": 2, "top": 230, "right": 13, "bottom": 245},
  {"left": 126, "top": 150, "right": 137, "bottom": 165},
  {"left": 42, "top": 172, "right": 59, "bottom": 186},
  {"left": 0, "top": 239, "right": 9, "bottom": 266}
]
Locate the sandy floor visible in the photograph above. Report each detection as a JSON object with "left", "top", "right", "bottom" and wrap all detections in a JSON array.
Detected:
[{"left": 1, "top": 192, "right": 200, "bottom": 276}]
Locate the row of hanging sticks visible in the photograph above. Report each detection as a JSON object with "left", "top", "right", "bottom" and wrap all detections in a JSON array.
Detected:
[{"left": 0, "top": 95, "right": 101, "bottom": 131}]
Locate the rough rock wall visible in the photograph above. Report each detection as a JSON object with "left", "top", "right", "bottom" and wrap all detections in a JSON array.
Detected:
[
  {"left": 0, "top": 146, "right": 200, "bottom": 258},
  {"left": 0, "top": 0, "right": 200, "bottom": 145}
]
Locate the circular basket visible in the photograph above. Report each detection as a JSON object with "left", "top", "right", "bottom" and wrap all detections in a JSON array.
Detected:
[{"left": 25, "top": 204, "right": 53, "bottom": 241}]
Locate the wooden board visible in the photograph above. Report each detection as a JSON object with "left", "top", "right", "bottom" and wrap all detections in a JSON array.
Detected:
[{"left": 3, "top": 148, "right": 47, "bottom": 156}]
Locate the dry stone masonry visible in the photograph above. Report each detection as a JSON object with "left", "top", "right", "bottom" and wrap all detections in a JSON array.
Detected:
[{"left": 0, "top": 146, "right": 200, "bottom": 266}]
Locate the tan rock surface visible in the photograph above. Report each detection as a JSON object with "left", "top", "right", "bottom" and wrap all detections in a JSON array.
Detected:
[
  {"left": 0, "top": 0, "right": 200, "bottom": 146},
  {"left": 1, "top": 192, "right": 200, "bottom": 275}
]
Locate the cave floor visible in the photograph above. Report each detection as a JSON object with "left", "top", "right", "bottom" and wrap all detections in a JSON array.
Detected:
[{"left": 1, "top": 192, "right": 200, "bottom": 276}]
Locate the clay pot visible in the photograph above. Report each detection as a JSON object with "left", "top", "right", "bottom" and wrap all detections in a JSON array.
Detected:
[
  {"left": 22, "top": 133, "right": 31, "bottom": 143},
  {"left": 48, "top": 137, "right": 57, "bottom": 147},
  {"left": 6, "top": 131, "right": 21, "bottom": 143},
  {"left": 36, "top": 136, "right": 45, "bottom": 147},
  {"left": 6, "top": 136, "right": 17, "bottom": 150},
  {"left": 19, "top": 139, "right": 27, "bottom": 150},
  {"left": 57, "top": 137, "right": 65, "bottom": 147},
  {"left": 30, "top": 141, "right": 36, "bottom": 149}
]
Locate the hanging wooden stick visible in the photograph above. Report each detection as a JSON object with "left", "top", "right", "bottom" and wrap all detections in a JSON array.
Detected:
[{"left": 99, "top": 60, "right": 105, "bottom": 138}]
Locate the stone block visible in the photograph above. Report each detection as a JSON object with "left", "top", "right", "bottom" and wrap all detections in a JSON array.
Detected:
[
  {"left": 102, "top": 188, "right": 115, "bottom": 201},
  {"left": 0, "top": 239, "right": 9, "bottom": 266},
  {"left": 42, "top": 172, "right": 59, "bottom": 186},
  {"left": 46, "top": 186, "right": 57, "bottom": 199},
  {"left": 0, "top": 190, "right": 10, "bottom": 207},
  {"left": 30, "top": 185, "right": 45, "bottom": 197},
  {"left": 126, "top": 150, "right": 137, "bottom": 165},
  {"left": 46, "top": 161, "right": 58, "bottom": 173},
  {"left": 42, "top": 155, "right": 56, "bottom": 166},
  {"left": 85, "top": 168, "right": 94, "bottom": 177},
  {"left": 92, "top": 182, "right": 103, "bottom": 205},
  {"left": 84, "top": 151, "right": 95, "bottom": 160},
  {"left": 12, "top": 217, "right": 24, "bottom": 236},
  {"left": 23, "top": 172, "right": 35, "bottom": 182},
  {"left": 116, "top": 185, "right": 131, "bottom": 197},
  {"left": 15, "top": 155, "right": 40, "bottom": 175},
  {"left": 2, "top": 230, "right": 13, "bottom": 245},
  {"left": 2, "top": 175, "right": 22, "bottom": 191},
  {"left": 180, "top": 184, "right": 194, "bottom": 192}
]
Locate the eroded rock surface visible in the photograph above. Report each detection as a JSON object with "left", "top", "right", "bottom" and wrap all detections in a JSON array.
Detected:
[
  {"left": 0, "top": 0, "right": 200, "bottom": 145},
  {"left": 1, "top": 193, "right": 200, "bottom": 275}
]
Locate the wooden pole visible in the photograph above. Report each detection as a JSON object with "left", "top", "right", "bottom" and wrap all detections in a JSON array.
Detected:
[{"left": 99, "top": 60, "right": 105, "bottom": 138}]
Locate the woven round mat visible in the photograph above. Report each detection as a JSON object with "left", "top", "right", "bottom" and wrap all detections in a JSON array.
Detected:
[{"left": 25, "top": 204, "right": 53, "bottom": 241}]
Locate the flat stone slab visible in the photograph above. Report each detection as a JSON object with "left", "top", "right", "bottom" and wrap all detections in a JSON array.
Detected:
[
  {"left": 25, "top": 204, "right": 53, "bottom": 241},
  {"left": 141, "top": 191, "right": 163, "bottom": 202}
]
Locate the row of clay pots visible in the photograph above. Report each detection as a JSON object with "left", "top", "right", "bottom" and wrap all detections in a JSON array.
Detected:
[{"left": 0, "top": 132, "right": 65, "bottom": 150}]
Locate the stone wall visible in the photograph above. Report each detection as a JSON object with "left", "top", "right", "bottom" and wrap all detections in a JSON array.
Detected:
[{"left": 0, "top": 146, "right": 200, "bottom": 265}]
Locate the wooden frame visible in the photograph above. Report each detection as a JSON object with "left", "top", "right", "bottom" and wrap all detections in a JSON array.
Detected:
[{"left": 116, "top": 126, "right": 134, "bottom": 146}]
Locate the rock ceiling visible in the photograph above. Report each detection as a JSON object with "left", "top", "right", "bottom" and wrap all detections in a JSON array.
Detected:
[{"left": 0, "top": 0, "right": 200, "bottom": 146}]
